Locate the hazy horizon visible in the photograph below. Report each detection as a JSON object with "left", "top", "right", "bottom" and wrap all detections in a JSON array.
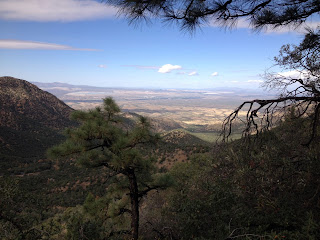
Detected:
[{"left": 1, "top": 0, "right": 317, "bottom": 90}]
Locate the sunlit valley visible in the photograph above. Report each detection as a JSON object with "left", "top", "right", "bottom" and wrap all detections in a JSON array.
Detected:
[{"left": 34, "top": 81, "right": 274, "bottom": 142}]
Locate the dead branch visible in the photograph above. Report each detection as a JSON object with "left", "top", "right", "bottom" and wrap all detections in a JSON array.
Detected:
[{"left": 222, "top": 96, "right": 320, "bottom": 145}]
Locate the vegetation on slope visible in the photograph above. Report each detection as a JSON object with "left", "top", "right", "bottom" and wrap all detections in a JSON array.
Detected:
[{"left": 0, "top": 77, "right": 319, "bottom": 239}]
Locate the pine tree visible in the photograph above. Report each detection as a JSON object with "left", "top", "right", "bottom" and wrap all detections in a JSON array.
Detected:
[
  {"left": 48, "top": 97, "right": 171, "bottom": 240},
  {"left": 104, "top": 0, "right": 320, "bottom": 31}
]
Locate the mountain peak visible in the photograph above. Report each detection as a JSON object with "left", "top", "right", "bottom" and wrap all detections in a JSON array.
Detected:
[{"left": 0, "top": 76, "right": 74, "bottom": 130}]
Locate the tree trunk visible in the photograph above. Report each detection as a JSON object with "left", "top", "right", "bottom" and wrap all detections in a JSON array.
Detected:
[{"left": 128, "top": 170, "right": 139, "bottom": 240}]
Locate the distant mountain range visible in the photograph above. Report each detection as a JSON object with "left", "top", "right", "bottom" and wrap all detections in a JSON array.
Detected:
[{"left": 32, "top": 81, "right": 273, "bottom": 97}]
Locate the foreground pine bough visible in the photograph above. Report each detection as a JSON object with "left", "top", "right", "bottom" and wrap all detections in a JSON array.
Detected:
[
  {"left": 48, "top": 97, "right": 172, "bottom": 240},
  {"left": 104, "top": 0, "right": 320, "bottom": 31}
]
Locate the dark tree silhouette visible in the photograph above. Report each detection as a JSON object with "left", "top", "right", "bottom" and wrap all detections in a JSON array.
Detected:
[
  {"left": 104, "top": 0, "right": 320, "bottom": 31},
  {"left": 222, "top": 29, "right": 320, "bottom": 145}
]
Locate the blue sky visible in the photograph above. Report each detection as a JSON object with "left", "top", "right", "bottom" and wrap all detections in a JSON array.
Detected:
[{"left": 0, "top": 0, "right": 318, "bottom": 90}]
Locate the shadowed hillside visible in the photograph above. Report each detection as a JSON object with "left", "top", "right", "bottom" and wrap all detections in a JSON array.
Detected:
[
  {"left": 0, "top": 76, "right": 75, "bottom": 173},
  {"left": 0, "top": 76, "right": 73, "bottom": 130}
]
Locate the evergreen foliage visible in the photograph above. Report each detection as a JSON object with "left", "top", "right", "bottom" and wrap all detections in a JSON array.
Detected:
[
  {"left": 48, "top": 97, "right": 172, "bottom": 240},
  {"left": 0, "top": 176, "right": 45, "bottom": 240},
  {"left": 1, "top": 97, "right": 319, "bottom": 239},
  {"left": 104, "top": 0, "right": 320, "bottom": 31},
  {"left": 139, "top": 116, "right": 320, "bottom": 239}
]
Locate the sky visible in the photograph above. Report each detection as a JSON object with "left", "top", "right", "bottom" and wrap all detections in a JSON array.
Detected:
[{"left": 0, "top": 0, "right": 319, "bottom": 90}]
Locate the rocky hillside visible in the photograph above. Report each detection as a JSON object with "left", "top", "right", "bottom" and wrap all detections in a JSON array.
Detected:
[
  {"left": 0, "top": 76, "right": 76, "bottom": 173},
  {"left": 0, "top": 76, "right": 74, "bottom": 130}
]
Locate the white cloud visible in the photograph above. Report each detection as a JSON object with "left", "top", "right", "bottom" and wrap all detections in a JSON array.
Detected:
[
  {"left": 209, "top": 18, "right": 320, "bottom": 34},
  {"left": 98, "top": 64, "right": 107, "bottom": 68},
  {"left": 264, "top": 22, "right": 320, "bottom": 34},
  {"left": 188, "top": 71, "right": 198, "bottom": 76},
  {"left": 0, "top": 39, "right": 99, "bottom": 51},
  {"left": 209, "top": 19, "right": 249, "bottom": 30},
  {"left": 276, "top": 70, "right": 315, "bottom": 82},
  {"left": 247, "top": 79, "right": 263, "bottom": 83},
  {"left": 0, "top": 0, "right": 117, "bottom": 22},
  {"left": 211, "top": 72, "right": 218, "bottom": 77},
  {"left": 277, "top": 70, "right": 307, "bottom": 78},
  {"left": 158, "top": 64, "right": 182, "bottom": 73}
]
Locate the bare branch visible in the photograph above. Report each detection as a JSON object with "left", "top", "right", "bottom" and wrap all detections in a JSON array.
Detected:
[{"left": 222, "top": 96, "right": 320, "bottom": 141}]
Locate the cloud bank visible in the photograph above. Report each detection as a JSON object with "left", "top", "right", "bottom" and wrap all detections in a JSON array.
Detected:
[
  {"left": 0, "top": 39, "right": 99, "bottom": 51},
  {"left": 158, "top": 64, "right": 182, "bottom": 73},
  {"left": 0, "top": 0, "right": 117, "bottom": 22}
]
